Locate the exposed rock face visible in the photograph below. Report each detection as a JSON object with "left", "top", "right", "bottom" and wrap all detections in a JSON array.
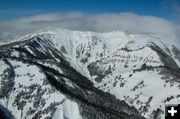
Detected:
[{"left": 0, "top": 29, "right": 180, "bottom": 119}]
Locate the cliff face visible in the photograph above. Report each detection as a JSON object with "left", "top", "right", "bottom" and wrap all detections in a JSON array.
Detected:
[{"left": 0, "top": 29, "right": 180, "bottom": 119}]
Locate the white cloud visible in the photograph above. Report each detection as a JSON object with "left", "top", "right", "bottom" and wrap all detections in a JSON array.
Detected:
[{"left": 0, "top": 12, "right": 179, "bottom": 46}]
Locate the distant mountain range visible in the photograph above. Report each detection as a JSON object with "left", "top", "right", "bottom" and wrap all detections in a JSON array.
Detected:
[{"left": 0, "top": 28, "right": 180, "bottom": 119}]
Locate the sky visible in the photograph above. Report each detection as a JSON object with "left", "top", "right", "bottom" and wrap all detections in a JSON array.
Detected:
[
  {"left": 0, "top": 0, "right": 179, "bottom": 21},
  {"left": 0, "top": 0, "right": 180, "bottom": 47}
]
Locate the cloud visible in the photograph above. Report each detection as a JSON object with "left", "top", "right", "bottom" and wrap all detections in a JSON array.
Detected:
[{"left": 0, "top": 12, "right": 179, "bottom": 47}]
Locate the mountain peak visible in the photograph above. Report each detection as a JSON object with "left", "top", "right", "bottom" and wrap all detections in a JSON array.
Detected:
[{"left": 0, "top": 28, "right": 180, "bottom": 119}]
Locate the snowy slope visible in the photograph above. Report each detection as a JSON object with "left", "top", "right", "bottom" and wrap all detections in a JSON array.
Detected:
[
  {"left": 0, "top": 28, "right": 180, "bottom": 119},
  {"left": 0, "top": 57, "right": 81, "bottom": 119}
]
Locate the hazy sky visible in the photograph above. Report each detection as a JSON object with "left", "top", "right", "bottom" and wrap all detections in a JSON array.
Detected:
[
  {"left": 0, "top": 0, "right": 179, "bottom": 21},
  {"left": 0, "top": 0, "right": 179, "bottom": 47}
]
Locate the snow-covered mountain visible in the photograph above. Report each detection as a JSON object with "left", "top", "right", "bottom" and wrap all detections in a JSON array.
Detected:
[{"left": 0, "top": 28, "right": 180, "bottom": 119}]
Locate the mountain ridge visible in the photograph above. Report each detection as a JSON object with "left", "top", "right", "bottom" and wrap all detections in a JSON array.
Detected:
[{"left": 0, "top": 28, "right": 180, "bottom": 119}]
